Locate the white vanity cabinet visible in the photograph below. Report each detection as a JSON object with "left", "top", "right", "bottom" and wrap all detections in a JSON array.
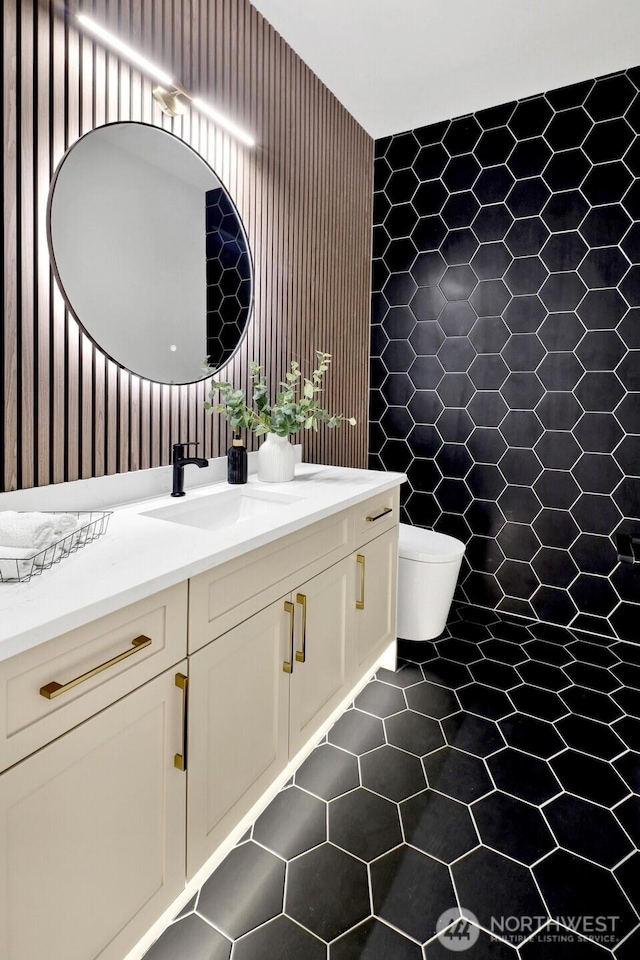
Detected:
[
  {"left": 187, "top": 598, "right": 291, "bottom": 876},
  {"left": 353, "top": 527, "right": 399, "bottom": 676},
  {"left": 185, "top": 490, "right": 399, "bottom": 877},
  {"left": 288, "top": 555, "right": 353, "bottom": 757},
  {"left": 0, "top": 663, "right": 188, "bottom": 960},
  {"left": 0, "top": 481, "right": 401, "bottom": 960}
]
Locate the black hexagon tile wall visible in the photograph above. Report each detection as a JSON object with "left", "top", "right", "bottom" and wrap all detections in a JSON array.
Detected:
[{"left": 370, "top": 67, "right": 640, "bottom": 642}]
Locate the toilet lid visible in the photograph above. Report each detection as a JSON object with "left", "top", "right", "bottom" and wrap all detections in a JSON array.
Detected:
[{"left": 398, "top": 523, "right": 466, "bottom": 563}]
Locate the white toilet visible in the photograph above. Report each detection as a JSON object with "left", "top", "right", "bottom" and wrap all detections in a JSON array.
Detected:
[{"left": 397, "top": 523, "right": 466, "bottom": 641}]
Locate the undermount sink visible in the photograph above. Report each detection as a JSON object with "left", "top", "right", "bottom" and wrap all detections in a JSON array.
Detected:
[{"left": 141, "top": 487, "right": 302, "bottom": 532}]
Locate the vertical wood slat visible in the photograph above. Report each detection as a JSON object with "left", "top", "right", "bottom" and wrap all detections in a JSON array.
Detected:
[
  {"left": 2, "top": 0, "right": 372, "bottom": 492},
  {"left": 3, "top": 0, "right": 19, "bottom": 492}
]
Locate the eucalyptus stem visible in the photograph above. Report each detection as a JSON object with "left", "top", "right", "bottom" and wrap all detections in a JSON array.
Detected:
[{"left": 204, "top": 351, "right": 357, "bottom": 438}]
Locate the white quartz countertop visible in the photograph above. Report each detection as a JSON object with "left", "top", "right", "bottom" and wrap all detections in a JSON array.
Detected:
[{"left": 0, "top": 463, "right": 405, "bottom": 662}]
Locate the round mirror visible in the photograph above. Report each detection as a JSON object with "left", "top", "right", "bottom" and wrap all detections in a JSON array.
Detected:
[{"left": 48, "top": 122, "right": 253, "bottom": 384}]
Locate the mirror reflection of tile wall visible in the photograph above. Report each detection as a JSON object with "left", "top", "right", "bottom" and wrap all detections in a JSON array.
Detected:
[{"left": 205, "top": 187, "right": 252, "bottom": 371}]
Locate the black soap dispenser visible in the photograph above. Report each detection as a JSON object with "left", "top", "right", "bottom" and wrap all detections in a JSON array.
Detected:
[{"left": 227, "top": 432, "right": 248, "bottom": 484}]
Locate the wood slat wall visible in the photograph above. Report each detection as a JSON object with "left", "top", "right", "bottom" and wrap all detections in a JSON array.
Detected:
[{"left": 1, "top": 0, "right": 372, "bottom": 492}]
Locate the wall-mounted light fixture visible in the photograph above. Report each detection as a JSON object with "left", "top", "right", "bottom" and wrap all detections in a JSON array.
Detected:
[{"left": 76, "top": 13, "right": 256, "bottom": 147}]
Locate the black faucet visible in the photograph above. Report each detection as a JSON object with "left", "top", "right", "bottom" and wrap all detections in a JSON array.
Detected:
[{"left": 171, "top": 442, "right": 209, "bottom": 497}]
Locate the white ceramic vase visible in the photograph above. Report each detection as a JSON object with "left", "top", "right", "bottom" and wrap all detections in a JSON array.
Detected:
[{"left": 257, "top": 433, "right": 296, "bottom": 482}]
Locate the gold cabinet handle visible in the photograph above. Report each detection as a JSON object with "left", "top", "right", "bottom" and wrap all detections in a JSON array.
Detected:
[
  {"left": 356, "top": 554, "right": 365, "bottom": 610},
  {"left": 174, "top": 673, "right": 189, "bottom": 772},
  {"left": 296, "top": 593, "right": 307, "bottom": 663},
  {"left": 283, "top": 600, "right": 295, "bottom": 674},
  {"left": 39, "top": 635, "right": 152, "bottom": 699},
  {"left": 366, "top": 506, "right": 392, "bottom": 522}
]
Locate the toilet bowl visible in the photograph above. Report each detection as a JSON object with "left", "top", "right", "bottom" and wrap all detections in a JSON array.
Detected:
[{"left": 397, "top": 523, "right": 466, "bottom": 641}]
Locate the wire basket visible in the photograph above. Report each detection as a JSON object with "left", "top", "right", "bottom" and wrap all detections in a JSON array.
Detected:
[{"left": 0, "top": 511, "right": 113, "bottom": 583}]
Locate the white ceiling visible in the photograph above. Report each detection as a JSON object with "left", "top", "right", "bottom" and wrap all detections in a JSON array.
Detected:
[{"left": 250, "top": 0, "right": 640, "bottom": 139}]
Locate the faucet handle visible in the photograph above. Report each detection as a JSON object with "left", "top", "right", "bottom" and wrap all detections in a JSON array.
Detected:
[{"left": 172, "top": 441, "right": 199, "bottom": 460}]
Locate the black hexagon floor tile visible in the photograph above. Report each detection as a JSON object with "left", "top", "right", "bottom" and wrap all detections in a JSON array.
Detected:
[
  {"left": 385, "top": 709, "right": 446, "bottom": 755},
  {"left": 487, "top": 748, "right": 562, "bottom": 804},
  {"left": 197, "top": 842, "right": 285, "bottom": 940},
  {"left": 470, "top": 659, "right": 522, "bottom": 690},
  {"left": 252, "top": 786, "right": 326, "bottom": 860},
  {"left": 371, "top": 844, "right": 457, "bottom": 944},
  {"left": 534, "top": 850, "right": 639, "bottom": 946},
  {"left": 614, "top": 752, "right": 640, "bottom": 795},
  {"left": 471, "top": 790, "right": 556, "bottom": 864},
  {"left": 550, "top": 750, "right": 630, "bottom": 806},
  {"left": 517, "top": 660, "right": 571, "bottom": 692},
  {"left": 295, "top": 743, "right": 360, "bottom": 800},
  {"left": 614, "top": 795, "right": 640, "bottom": 846},
  {"left": 143, "top": 915, "right": 232, "bottom": 960},
  {"left": 330, "top": 917, "right": 423, "bottom": 960},
  {"left": 498, "top": 713, "right": 564, "bottom": 758},
  {"left": 524, "top": 639, "right": 575, "bottom": 666},
  {"left": 401, "top": 789, "right": 479, "bottom": 862},
  {"left": 437, "top": 636, "right": 484, "bottom": 664},
  {"left": 424, "top": 923, "right": 518, "bottom": 958},
  {"left": 354, "top": 679, "right": 407, "bottom": 717},
  {"left": 543, "top": 793, "right": 634, "bottom": 868},
  {"left": 613, "top": 716, "right": 640, "bottom": 751},
  {"left": 377, "top": 662, "right": 425, "bottom": 688},
  {"left": 442, "top": 711, "right": 506, "bottom": 757},
  {"left": 452, "top": 847, "right": 548, "bottom": 946},
  {"left": 509, "top": 684, "right": 569, "bottom": 721},
  {"left": 423, "top": 746, "right": 494, "bottom": 802},
  {"left": 360, "top": 744, "right": 427, "bottom": 801},
  {"left": 329, "top": 787, "right": 402, "bottom": 861},
  {"left": 286, "top": 843, "right": 371, "bottom": 941},
  {"left": 480, "top": 637, "right": 530, "bottom": 665},
  {"left": 555, "top": 714, "right": 626, "bottom": 760},
  {"left": 519, "top": 921, "right": 614, "bottom": 958},
  {"left": 615, "top": 928, "right": 640, "bottom": 959},
  {"left": 615, "top": 853, "right": 640, "bottom": 913},
  {"left": 328, "top": 709, "right": 386, "bottom": 755},
  {"left": 560, "top": 685, "right": 624, "bottom": 724},
  {"left": 421, "top": 657, "right": 473, "bottom": 688},
  {"left": 405, "top": 681, "right": 461, "bottom": 718},
  {"left": 612, "top": 688, "right": 640, "bottom": 719},
  {"left": 145, "top": 600, "right": 640, "bottom": 960},
  {"left": 458, "top": 682, "right": 515, "bottom": 719},
  {"left": 233, "top": 915, "right": 325, "bottom": 960}
]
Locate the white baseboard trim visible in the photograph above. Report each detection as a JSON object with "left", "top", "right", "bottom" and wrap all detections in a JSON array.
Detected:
[{"left": 123, "top": 639, "right": 398, "bottom": 960}]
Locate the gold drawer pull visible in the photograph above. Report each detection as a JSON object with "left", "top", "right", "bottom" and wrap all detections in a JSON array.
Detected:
[
  {"left": 283, "top": 600, "right": 295, "bottom": 674},
  {"left": 39, "top": 635, "right": 152, "bottom": 700},
  {"left": 356, "top": 554, "right": 365, "bottom": 610},
  {"left": 174, "top": 673, "right": 189, "bottom": 772},
  {"left": 366, "top": 506, "right": 392, "bottom": 522},
  {"left": 296, "top": 593, "right": 307, "bottom": 663}
]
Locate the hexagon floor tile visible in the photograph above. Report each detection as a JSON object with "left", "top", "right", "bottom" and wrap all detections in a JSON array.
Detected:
[{"left": 144, "top": 603, "right": 639, "bottom": 958}]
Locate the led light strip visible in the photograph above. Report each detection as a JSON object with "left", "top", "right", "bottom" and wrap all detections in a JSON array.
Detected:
[{"left": 76, "top": 13, "right": 255, "bottom": 147}]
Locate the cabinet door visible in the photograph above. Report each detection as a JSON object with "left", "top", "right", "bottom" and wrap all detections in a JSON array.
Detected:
[
  {"left": 354, "top": 528, "right": 398, "bottom": 675},
  {"left": 289, "top": 557, "right": 352, "bottom": 757},
  {"left": 0, "top": 664, "right": 187, "bottom": 960},
  {"left": 187, "top": 600, "right": 290, "bottom": 878}
]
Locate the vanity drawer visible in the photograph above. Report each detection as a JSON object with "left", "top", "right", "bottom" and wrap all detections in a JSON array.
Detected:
[
  {"left": 189, "top": 508, "right": 353, "bottom": 653},
  {"left": 0, "top": 582, "right": 187, "bottom": 772},
  {"left": 354, "top": 488, "right": 400, "bottom": 547}
]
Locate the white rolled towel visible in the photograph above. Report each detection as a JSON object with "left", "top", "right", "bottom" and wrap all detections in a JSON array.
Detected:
[
  {"left": 53, "top": 514, "right": 80, "bottom": 538},
  {"left": 0, "top": 511, "right": 58, "bottom": 551},
  {"left": 0, "top": 546, "right": 37, "bottom": 581}
]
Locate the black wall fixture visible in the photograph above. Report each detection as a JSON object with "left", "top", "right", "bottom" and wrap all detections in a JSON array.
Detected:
[{"left": 370, "top": 67, "right": 640, "bottom": 642}]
